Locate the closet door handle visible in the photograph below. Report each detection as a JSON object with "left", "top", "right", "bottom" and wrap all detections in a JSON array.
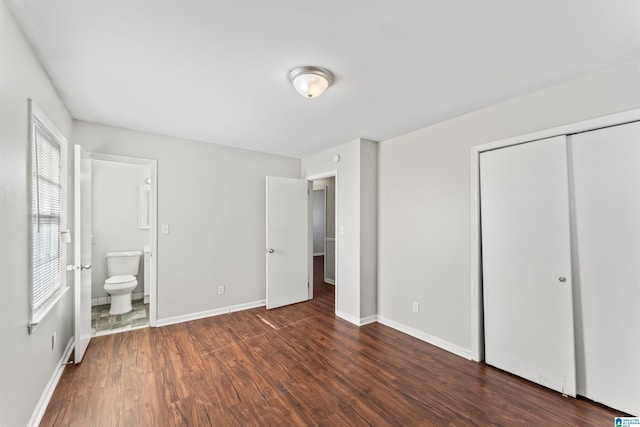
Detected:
[
  {"left": 266, "top": 248, "right": 275, "bottom": 254},
  {"left": 558, "top": 276, "right": 566, "bottom": 283}
]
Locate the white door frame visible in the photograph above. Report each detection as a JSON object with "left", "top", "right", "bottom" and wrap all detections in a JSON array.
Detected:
[
  {"left": 73, "top": 145, "right": 91, "bottom": 363},
  {"left": 88, "top": 152, "right": 159, "bottom": 327},
  {"left": 306, "top": 170, "right": 338, "bottom": 312},
  {"left": 470, "top": 108, "right": 640, "bottom": 362}
]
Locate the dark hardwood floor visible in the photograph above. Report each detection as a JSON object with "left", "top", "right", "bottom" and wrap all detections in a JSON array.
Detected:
[{"left": 41, "top": 256, "right": 621, "bottom": 426}]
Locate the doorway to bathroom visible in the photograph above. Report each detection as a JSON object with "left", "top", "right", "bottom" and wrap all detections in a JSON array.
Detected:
[{"left": 87, "top": 152, "right": 157, "bottom": 337}]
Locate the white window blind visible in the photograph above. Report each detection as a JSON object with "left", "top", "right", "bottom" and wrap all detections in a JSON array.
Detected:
[{"left": 31, "top": 116, "right": 63, "bottom": 315}]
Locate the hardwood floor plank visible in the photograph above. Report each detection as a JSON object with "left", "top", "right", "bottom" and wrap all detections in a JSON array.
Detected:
[{"left": 41, "top": 256, "right": 624, "bottom": 426}]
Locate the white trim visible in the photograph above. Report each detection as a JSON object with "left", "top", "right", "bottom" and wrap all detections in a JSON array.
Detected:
[
  {"left": 470, "top": 107, "right": 640, "bottom": 362},
  {"left": 324, "top": 278, "right": 335, "bottom": 285},
  {"left": 90, "top": 152, "right": 153, "bottom": 166},
  {"left": 359, "top": 315, "right": 377, "bottom": 326},
  {"left": 29, "top": 100, "right": 68, "bottom": 144},
  {"left": 336, "top": 310, "right": 378, "bottom": 326},
  {"left": 156, "top": 300, "right": 266, "bottom": 327},
  {"left": 306, "top": 170, "right": 338, "bottom": 181},
  {"left": 92, "top": 323, "right": 149, "bottom": 337},
  {"left": 28, "top": 99, "right": 69, "bottom": 333},
  {"left": 335, "top": 311, "right": 376, "bottom": 326},
  {"left": 27, "top": 336, "right": 74, "bottom": 427},
  {"left": 31, "top": 287, "right": 70, "bottom": 325},
  {"left": 377, "top": 316, "right": 473, "bottom": 360},
  {"left": 335, "top": 310, "right": 361, "bottom": 325},
  {"left": 313, "top": 252, "right": 325, "bottom": 256},
  {"left": 90, "top": 152, "right": 159, "bottom": 327}
]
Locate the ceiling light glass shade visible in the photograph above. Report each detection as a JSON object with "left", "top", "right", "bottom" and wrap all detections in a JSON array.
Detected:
[{"left": 289, "top": 66, "right": 334, "bottom": 98}]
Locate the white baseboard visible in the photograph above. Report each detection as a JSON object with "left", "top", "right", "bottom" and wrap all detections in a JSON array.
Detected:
[
  {"left": 324, "top": 278, "right": 335, "bottom": 285},
  {"left": 335, "top": 310, "right": 376, "bottom": 326},
  {"left": 28, "top": 336, "right": 74, "bottom": 427},
  {"left": 376, "top": 315, "right": 473, "bottom": 360},
  {"left": 359, "top": 315, "right": 377, "bottom": 326},
  {"left": 156, "top": 300, "right": 266, "bottom": 327},
  {"left": 313, "top": 252, "right": 325, "bottom": 256}
]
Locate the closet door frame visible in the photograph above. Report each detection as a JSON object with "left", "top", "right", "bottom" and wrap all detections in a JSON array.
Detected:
[{"left": 469, "top": 108, "right": 640, "bottom": 362}]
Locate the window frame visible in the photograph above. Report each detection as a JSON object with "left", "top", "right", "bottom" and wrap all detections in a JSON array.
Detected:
[{"left": 28, "top": 99, "right": 69, "bottom": 333}]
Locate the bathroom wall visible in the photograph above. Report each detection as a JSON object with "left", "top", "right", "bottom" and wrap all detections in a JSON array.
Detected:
[{"left": 91, "top": 159, "right": 150, "bottom": 299}]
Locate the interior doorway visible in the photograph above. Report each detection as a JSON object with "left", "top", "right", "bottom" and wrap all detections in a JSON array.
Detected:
[
  {"left": 308, "top": 173, "right": 337, "bottom": 311},
  {"left": 87, "top": 152, "right": 158, "bottom": 332}
]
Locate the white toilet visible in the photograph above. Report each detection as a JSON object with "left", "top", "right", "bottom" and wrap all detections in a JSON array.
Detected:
[{"left": 104, "top": 251, "right": 142, "bottom": 315}]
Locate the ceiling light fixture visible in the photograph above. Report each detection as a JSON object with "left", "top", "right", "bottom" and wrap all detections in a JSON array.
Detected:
[{"left": 289, "top": 66, "right": 334, "bottom": 98}]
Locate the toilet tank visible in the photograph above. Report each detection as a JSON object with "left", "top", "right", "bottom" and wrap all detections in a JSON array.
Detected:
[{"left": 106, "top": 251, "right": 142, "bottom": 276}]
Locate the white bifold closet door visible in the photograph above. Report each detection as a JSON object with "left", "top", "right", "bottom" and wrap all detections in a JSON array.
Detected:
[
  {"left": 480, "top": 136, "right": 577, "bottom": 397},
  {"left": 570, "top": 121, "right": 640, "bottom": 416}
]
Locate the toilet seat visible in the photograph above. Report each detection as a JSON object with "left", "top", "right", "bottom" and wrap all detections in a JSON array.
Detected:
[{"left": 105, "top": 274, "right": 136, "bottom": 285}]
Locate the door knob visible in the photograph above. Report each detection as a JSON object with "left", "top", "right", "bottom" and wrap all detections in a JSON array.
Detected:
[
  {"left": 66, "top": 264, "right": 92, "bottom": 271},
  {"left": 266, "top": 248, "right": 275, "bottom": 254},
  {"left": 558, "top": 276, "right": 566, "bottom": 282}
]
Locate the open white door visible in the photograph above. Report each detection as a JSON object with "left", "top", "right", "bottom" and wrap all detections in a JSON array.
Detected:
[
  {"left": 74, "top": 145, "right": 92, "bottom": 363},
  {"left": 266, "top": 176, "right": 309, "bottom": 309},
  {"left": 480, "top": 136, "right": 577, "bottom": 396}
]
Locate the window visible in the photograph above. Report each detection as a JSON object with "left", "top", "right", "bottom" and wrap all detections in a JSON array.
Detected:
[{"left": 29, "top": 100, "right": 68, "bottom": 332}]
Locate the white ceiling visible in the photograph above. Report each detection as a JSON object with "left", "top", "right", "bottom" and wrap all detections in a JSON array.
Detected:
[{"left": 6, "top": 0, "right": 640, "bottom": 158}]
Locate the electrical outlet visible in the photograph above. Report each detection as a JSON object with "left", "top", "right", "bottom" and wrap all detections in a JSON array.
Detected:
[
  {"left": 412, "top": 301, "right": 419, "bottom": 313},
  {"left": 161, "top": 224, "right": 170, "bottom": 234},
  {"left": 52, "top": 332, "right": 56, "bottom": 350},
  {"left": 218, "top": 285, "right": 225, "bottom": 295}
]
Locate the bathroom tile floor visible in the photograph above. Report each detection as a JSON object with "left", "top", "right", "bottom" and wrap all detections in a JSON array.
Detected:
[{"left": 91, "top": 299, "right": 149, "bottom": 336}]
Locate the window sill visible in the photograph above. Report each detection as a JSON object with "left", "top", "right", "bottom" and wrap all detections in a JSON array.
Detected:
[{"left": 29, "top": 286, "right": 70, "bottom": 334}]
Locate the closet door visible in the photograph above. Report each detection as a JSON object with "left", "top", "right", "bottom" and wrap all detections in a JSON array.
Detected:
[
  {"left": 570, "top": 121, "right": 640, "bottom": 416},
  {"left": 480, "top": 135, "right": 576, "bottom": 396}
]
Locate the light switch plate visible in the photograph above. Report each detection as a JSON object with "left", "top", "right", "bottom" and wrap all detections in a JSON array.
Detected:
[{"left": 161, "top": 224, "right": 169, "bottom": 234}]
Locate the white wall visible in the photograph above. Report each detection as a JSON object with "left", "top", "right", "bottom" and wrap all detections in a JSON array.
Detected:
[
  {"left": 0, "top": 2, "right": 74, "bottom": 426},
  {"left": 91, "top": 159, "right": 150, "bottom": 297},
  {"left": 378, "top": 58, "right": 640, "bottom": 354},
  {"left": 359, "top": 140, "right": 378, "bottom": 318},
  {"left": 303, "top": 139, "right": 378, "bottom": 323},
  {"left": 73, "top": 121, "right": 301, "bottom": 321}
]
